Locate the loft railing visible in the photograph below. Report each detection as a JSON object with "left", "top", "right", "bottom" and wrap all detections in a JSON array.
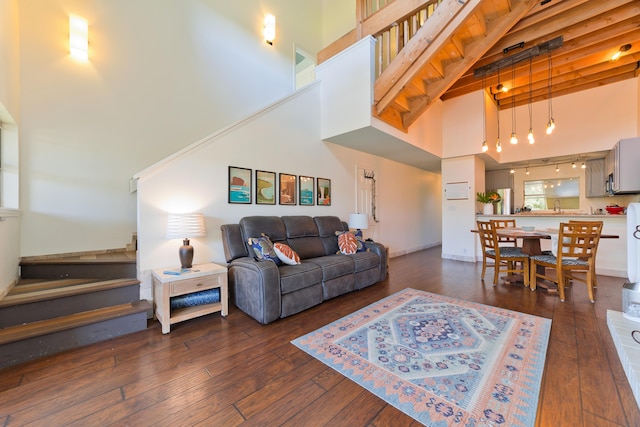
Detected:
[{"left": 318, "top": 0, "right": 442, "bottom": 78}]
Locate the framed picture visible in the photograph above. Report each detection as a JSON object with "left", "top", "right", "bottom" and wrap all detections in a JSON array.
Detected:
[
  {"left": 228, "top": 166, "right": 252, "bottom": 204},
  {"left": 256, "top": 170, "right": 276, "bottom": 205},
  {"left": 299, "top": 176, "right": 314, "bottom": 206},
  {"left": 279, "top": 173, "right": 297, "bottom": 205},
  {"left": 317, "top": 177, "right": 331, "bottom": 206}
]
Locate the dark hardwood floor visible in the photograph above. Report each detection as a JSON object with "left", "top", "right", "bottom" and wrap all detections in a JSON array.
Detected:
[{"left": 1, "top": 246, "right": 639, "bottom": 426}]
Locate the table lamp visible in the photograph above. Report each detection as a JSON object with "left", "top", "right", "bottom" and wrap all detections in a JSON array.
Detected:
[
  {"left": 166, "top": 213, "right": 206, "bottom": 269},
  {"left": 348, "top": 213, "right": 369, "bottom": 238}
]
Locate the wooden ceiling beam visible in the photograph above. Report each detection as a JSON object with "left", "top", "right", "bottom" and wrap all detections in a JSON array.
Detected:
[
  {"left": 444, "top": 11, "right": 640, "bottom": 98},
  {"left": 400, "top": 0, "right": 537, "bottom": 128}
]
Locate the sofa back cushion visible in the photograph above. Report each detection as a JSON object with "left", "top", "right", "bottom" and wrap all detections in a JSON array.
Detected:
[
  {"left": 314, "top": 216, "right": 348, "bottom": 255},
  {"left": 282, "top": 216, "right": 325, "bottom": 259},
  {"left": 239, "top": 216, "right": 287, "bottom": 253}
]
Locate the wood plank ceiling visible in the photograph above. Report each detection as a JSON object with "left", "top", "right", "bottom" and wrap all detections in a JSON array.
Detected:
[{"left": 322, "top": 0, "right": 640, "bottom": 133}]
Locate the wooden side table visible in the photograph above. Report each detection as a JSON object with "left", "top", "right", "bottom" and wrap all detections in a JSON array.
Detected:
[{"left": 152, "top": 262, "right": 228, "bottom": 334}]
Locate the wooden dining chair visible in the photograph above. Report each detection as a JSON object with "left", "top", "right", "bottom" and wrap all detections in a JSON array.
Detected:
[
  {"left": 490, "top": 219, "right": 518, "bottom": 247},
  {"left": 477, "top": 220, "right": 530, "bottom": 287},
  {"left": 529, "top": 221, "right": 602, "bottom": 302},
  {"left": 569, "top": 220, "right": 603, "bottom": 289}
]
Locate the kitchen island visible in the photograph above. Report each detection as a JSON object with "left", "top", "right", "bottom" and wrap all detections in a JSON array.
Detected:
[{"left": 476, "top": 213, "right": 627, "bottom": 278}]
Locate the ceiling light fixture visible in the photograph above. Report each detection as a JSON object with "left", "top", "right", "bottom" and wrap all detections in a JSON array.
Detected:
[
  {"left": 527, "top": 57, "right": 535, "bottom": 144},
  {"left": 496, "top": 67, "right": 502, "bottom": 153},
  {"left": 481, "top": 70, "right": 488, "bottom": 152},
  {"left": 581, "top": 162, "right": 586, "bottom": 169},
  {"left": 611, "top": 44, "right": 631, "bottom": 62},
  {"left": 555, "top": 164, "right": 559, "bottom": 172},
  {"left": 525, "top": 167, "right": 530, "bottom": 175},
  {"left": 510, "top": 63, "right": 518, "bottom": 144},
  {"left": 572, "top": 161, "right": 576, "bottom": 168},
  {"left": 510, "top": 168, "right": 515, "bottom": 174},
  {"left": 546, "top": 51, "right": 556, "bottom": 135}
]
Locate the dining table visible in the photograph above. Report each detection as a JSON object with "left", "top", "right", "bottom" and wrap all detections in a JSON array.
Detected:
[{"left": 475, "top": 226, "right": 620, "bottom": 291}]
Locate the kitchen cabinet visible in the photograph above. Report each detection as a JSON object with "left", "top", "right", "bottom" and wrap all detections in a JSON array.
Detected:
[
  {"left": 486, "top": 169, "right": 513, "bottom": 192},
  {"left": 585, "top": 158, "right": 606, "bottom": 198},
  {"left": 607, "top": 137, "right": 640, "bottom": 194}
]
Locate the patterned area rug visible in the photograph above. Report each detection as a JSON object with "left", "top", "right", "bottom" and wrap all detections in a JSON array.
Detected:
[{"left": 291, "top": 288, "right": 551, "bottom": 426}]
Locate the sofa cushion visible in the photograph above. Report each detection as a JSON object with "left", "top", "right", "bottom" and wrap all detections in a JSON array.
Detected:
[
  {"left": 306, "top": 254, "right": 355, "bottom": 281},
  {"left": 279, "top": 263, "right": 323, "bottom": 294},
  {"left": 351, "top": 251, "right": 380, "bottom": 272},
  {"left": 240, "top": 216, "right": 287, "bottom": 244},
  {"left": 247, "top": 234, "right": 281, "bottom": 265},
  {"left": 314, "top": 216, "right": 347, "bottom": 255},
  {"left": 274, "top": 242, "right": 301, "bottom": 265},
  {"left": 282, "top": 216, "right": 326, "bottom": 259}
]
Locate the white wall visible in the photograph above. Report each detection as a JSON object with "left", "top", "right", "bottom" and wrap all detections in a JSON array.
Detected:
[
  {"left": 441, "top": 156, "right": 483, "bottom": 262},
  {"left": 16, "top": 0, "right": 324, "bottom": 257},
  {"left": 0, "top": 0, "right": 21, "bottom": 293},
  {"left": 136, "top": 83, "right": 441, "bottom": 300}
]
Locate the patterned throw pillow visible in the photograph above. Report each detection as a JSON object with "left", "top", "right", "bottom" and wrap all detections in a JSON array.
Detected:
[
  {"left": 336, "top": 231, "right": 358, "bottom": 255},
  {"left": 273, "top": 242, "right": 301, "bottom": 265},
  {"left": 247, "top": 234, "right": 281, "bottom": 265}
]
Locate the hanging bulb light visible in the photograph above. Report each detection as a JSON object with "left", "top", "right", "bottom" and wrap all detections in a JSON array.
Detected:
[
  {"left": 572, "top": 161, "right": 576, "bottom": 168},
  {"left": 546, "top": 51, "right": 556, "bottom": 135},
  {"left": 525, "top": 167, "right": 530, "bottom": 175},
  {"left": 581, "top": 162, "right": 586, "bottom": 169},
  {"left": 555, "top": 164, "right": 559, "bottom": 172},
  {"left": 527, "top": 57, "right": 535, "bottom": 144},
  {"left": 510, "top": 168, "right": 515, "bottom": 174},
  {"left": 510, "top": 63, "right": 518, "bottom": 144},
  {"left": 496, "top": 70, "right": 502, "bottom": 153},
  {"left": 481, "top": 70, "right": 488, "bottom": 152}
]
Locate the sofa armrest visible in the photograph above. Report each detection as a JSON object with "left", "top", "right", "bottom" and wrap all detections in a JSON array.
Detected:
[
  {"left": 227, "top": 257, "right": 282, "bottom": 324},
  {"left": 364, "top": 241, "right": 388, "bottom": 280}
]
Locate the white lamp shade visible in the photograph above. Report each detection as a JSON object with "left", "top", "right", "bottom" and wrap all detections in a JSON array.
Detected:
[
  {"left": 166, "top": 213, "right": 206, "bottom": 239},
  {"left": 348, "top": 213, "right": 369, "bottom": 230}
]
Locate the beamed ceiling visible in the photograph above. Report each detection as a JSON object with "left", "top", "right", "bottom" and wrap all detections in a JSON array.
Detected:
[
  {"left": 320, "top": 0, "right": 640, "bottom": 132},
  {"left": 443, "top": 0, "right": 640, "bottom": 112}
]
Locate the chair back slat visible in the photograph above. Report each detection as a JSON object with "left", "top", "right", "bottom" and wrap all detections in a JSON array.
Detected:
[
  {"left": 557, "top": 221, "right": 603, "bottom": 261},
  {"left": 490, "top": 219, "right": 517, "bottom": 246},
  {"left": 477, "top": 220, "right": 496, "bottom": 251}
]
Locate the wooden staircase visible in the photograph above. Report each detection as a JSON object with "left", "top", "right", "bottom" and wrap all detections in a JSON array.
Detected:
[{"left": 0, "top": 252, "right": 151, "bottom": 370}]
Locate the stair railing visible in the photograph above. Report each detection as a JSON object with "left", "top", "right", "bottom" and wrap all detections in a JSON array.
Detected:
[{"left": 318, "top": 0, "right": 442, "bottom": 79}]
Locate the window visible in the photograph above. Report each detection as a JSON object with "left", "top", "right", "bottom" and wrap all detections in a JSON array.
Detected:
[{"left": 523, "top": 177, "right": 580, "bottom": 211}]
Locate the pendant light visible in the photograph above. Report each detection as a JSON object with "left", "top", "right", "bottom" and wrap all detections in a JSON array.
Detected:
[
  {"left": 509, "top": 63, "right": 518, "bottom": 144},
  {"left": 546, "top": 51, "right": 556, "bottom": 135},
  {"left": 481, "top": 70, "right": 488, "bottom": 152},
  {"left": 527, "top": 56, "right": 535, "bottom": 144},
  {"left": 496, "top": 67, "right": 502, "bottom": 152}
]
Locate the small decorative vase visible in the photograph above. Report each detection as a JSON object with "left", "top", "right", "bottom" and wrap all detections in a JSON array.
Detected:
[{"left": 483, "top": 203, "right": 494, "bottom": 215}]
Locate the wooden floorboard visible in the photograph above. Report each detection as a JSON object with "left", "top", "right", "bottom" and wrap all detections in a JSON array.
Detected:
[{"left": 1, "top": 247, "right": 639, "bottom": 426}]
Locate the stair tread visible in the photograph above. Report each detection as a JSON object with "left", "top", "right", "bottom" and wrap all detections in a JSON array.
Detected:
[
  {"left": 10, "top": 278, "right": 99, "bottom": 295},
  {"left": 0, "top": 278, "right": 140, "bottom": 307},
  {"left": 0, "top": 300, "right": 151, "bottom": 345}
]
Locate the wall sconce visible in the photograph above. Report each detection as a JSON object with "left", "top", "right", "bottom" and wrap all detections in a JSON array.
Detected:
[
  {"left": 69, "top": 14, "right": 89, "bottom": 61},
  {"left": 263, "top": 13, "right": 276, "bottom": 45},
  {"left": 166, "top": 213, "right": 206, "bottom": 269}
]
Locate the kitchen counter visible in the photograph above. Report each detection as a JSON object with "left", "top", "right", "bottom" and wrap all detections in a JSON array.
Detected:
[{"left": 476, "top": 213, "right": 627, "bottom": 278}]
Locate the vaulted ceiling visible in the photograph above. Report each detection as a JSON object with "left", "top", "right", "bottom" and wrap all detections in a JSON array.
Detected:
[{"left": 319, "top": 0, "right": 640, "bottom": 133}]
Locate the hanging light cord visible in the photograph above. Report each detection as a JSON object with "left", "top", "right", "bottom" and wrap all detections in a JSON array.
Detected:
[
  {"left": 528, "top": 56, "right": 533, "bottom": 127},
  {"left": 482, "top": 70, "right": 486, "bottom": 142},
  {"left": 547, "top": 51, "right": 553, "bottom": 119},
  {"left": 511, "top": 64, "right": 516, "bottom": 131}
]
